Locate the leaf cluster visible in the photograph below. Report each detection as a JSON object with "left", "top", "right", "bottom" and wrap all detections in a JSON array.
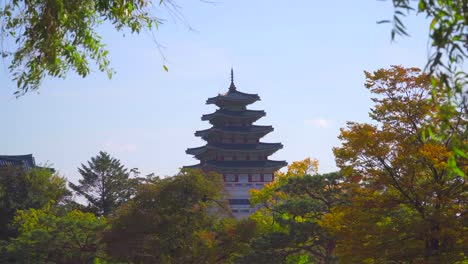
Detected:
[
  {"left": 0, "top": 0, "right": 168, "bottom": 95},
  {"left": 242, "top": 159, "right": 346, "bottom": 264},
  {"left": 331, "top": 66, "right": 467, "bottom": 263},
  {"left": 7, "top": 204, "right": 108, "bottom": 263},
  {"left": 0, "top": 166, "right": 69, "bottom": 241}
]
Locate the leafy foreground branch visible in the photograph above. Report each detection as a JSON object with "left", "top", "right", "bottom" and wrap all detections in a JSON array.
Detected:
[
  {"left": 382, "top": 0, "right": 467, "bottom": 178},
  {"left": 0, "top": 0, "right": 172, "bottom": 95}
]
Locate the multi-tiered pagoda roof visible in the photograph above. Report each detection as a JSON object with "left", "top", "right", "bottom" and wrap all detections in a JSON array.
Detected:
[
  {"left": 186, "top": 70, "right": 286, "bottom": 173},
  {"left": 185, "top": 70, "right": 286, "bottom": 217}
]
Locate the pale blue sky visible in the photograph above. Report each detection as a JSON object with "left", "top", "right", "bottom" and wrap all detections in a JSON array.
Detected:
[{"left": 1, "top": 1, "right": 430, "bottom": 183}]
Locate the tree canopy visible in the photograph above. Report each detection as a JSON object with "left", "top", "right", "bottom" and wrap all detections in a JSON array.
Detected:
[
  {"left": 6, "top": 204, "right": 108, "bottom": 263},
  {"left": 241, "top": 158, "right": 346, "bottom": 264},
  {"left": 328, "top": 66, "right": 467, "bottom": 263},
  {"left": 103, "top": 169, "right": 255, "bottom": 263},
  {"left": 0, "top": 166, "right": 69, "bottom": 241}
]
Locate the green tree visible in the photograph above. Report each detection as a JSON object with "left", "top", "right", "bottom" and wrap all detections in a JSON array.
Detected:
[
  {"left": 0, "top": 166, "right": 69, "bottom": 241},
  {"left": 240, "top": 159, "right": 346, "bottom": 264},
  {"left": 380, "top": 0, "right": 467, "bottom": 178},
  {"left": 381, "top": 0, "right": 466, "bottom": 98},
  {"left": 328, "top": 66, "right": 467, "bottom": 263},
  {"left": 69, "top": 151, "right": 134, "bottom": 216},
  {"left": 103, "top": 169, "right": 252, "bottom": 263},
  {"left": 0, "top": 0, "right": 173, "bottom": 95},
  {"left": 7, "top": 203, "right": 108, "bottom": 263}
]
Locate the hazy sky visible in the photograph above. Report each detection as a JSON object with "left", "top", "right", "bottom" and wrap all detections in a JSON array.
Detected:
[{"left": 1, "top": 1, "right": 430, "bottom": 183}]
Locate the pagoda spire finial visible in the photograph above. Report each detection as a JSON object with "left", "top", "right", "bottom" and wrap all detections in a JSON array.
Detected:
[{"left": 229, "top": 68, "right": 236, "bottom": 91}]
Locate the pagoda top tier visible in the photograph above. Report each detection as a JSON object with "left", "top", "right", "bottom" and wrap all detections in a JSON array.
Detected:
[{"left": 207, "top": 70, "right": 260, "bottom": 106}]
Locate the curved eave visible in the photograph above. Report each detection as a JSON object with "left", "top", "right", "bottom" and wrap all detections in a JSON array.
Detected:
[
  {"left": 201, "top": 110, "right": 266, "bottom": 121},
  {"left": 206, "top": 91, "right": 260, "bottom": 105},
  {"left": 186, "top": 143, "right": 283, "bottom": 156},
  {"left": 195, "top": 126, "right": 274, "bottom": 137},
  {"left": 186, "top": 146, "right": 206, "bottom": 156},
  {"left": 204, "top": 160, "right": 288, "bottom": 169},
  {"left": 207, "top": 97, "right": 259, "bottom": 106},
  {"left": 182, "top": 164, "right": 201, "bottom": 169}
]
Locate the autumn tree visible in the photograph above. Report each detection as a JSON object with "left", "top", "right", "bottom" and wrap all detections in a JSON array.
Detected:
[
  {"left": 69, "top": 151, "right": 135, "bottom": 216},
  {"left": 379, "top": 0, "right": 467, "bottom": 179},
  {"left": 329, "top": 66, "right": 467, "bottom": 263},
  {"left": 239, "top": 158, "right": 346, "bottom": 264},
  {"left": 6, "top": 203, "right": 108, "bottom": 263}
]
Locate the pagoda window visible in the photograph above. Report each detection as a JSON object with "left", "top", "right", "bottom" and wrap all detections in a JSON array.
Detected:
[
  {"left": 229, "top": 199, "right": 250, "bottom": 205},
  {"left": 224, "top": 174, "right": 236, "bottom": 182},
  {"left": 250, "top": 174, "right": 261, "bottom": 182},
  {"left": 225, "top": 156, "right": 233, "bottom": 161},
  {"left": 233, "top": 156, "right": 237, "bottom": 161},
  {"left": 246, "top": 155, "right": 250, "bottom": 160},
  {"left": 238, "top": 174, "right": 248, "bottom": 183},
  {"left": 263, "top": 174, "right": 273, "bottom": 182}
]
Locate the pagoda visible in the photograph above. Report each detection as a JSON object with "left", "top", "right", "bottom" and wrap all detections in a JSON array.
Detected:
[{"left": 186, "top": 70, "right": 287, "bottom": 217}]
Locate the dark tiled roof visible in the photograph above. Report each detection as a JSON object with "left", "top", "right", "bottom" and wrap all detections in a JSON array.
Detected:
[
  {"left": 0, "top": 154, "right": 36, "bottom": 171},
  {"left": 186, "top": 142, "right": 283, "bottom": 155},
  {"left": 207, "top": 90, "right": 260, "bottom": 105},
  {"left": 202, "top": 109, "right": 265, "bottom": 121},
  {"left": 183, "top": 160, "right": 288, "bottom": 170},
  {"left": 204, "top": 160, "right": 287, "bottom": 169},
  {"left": 195, "top": 125, "right": 273, "bottom": 137},
  {"left": 183, "top": 164, "right": 201, "bottom": 169}
]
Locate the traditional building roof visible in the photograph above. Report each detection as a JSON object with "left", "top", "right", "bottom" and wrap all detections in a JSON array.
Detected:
[
  {"left": 186, "top": 142, "right": 283, "bottom": 156},
  {"left": 184, "top": 160, "right": 287, "bottom": 170},
  {"left": 206, "top": 70, "right": 260, "bottom": 107},
  {"left": 195, "top": 125, "right": 273, "bottom": 138},
  {"left": 0, "top": 154, "right": 36, "bottom": 171},
  {"left": 201, "top": 109, "right": 266, "bottom": 121},
  {"left": 206, "top": 90, "right": 260, "bottom": 106}
]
